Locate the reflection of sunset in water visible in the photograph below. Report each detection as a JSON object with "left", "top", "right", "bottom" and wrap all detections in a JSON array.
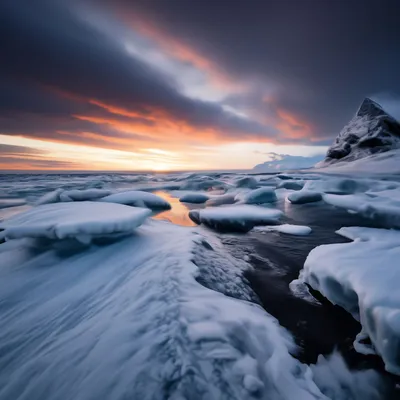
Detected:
[{"left": 152, "top": 192, "right": 198, "bottom": 227}]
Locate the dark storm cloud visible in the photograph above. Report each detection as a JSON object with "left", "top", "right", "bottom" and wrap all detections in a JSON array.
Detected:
[
  {"left": 0, "top": 0, "right": 273, "bottom": 145},
  {"left": 111, "top": 0, "right": 400, "bottom": 137}
]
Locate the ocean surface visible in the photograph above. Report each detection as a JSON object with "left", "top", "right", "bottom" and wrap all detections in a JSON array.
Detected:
[{"left": 0, "top": 172, "right": 399, "bottom": 399}]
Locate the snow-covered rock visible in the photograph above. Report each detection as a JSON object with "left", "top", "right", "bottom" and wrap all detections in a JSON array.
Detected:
[
  {"left": 189, "top": 205, "right": 282, "bottom": 232},
  {"left": 179, "top": 193, "right": 209, "bottom": 203},
  {"left": 295, "top": 226, "right": 400, "bottom": 375},
  {"left": 320, "top": 98, "right": 400, "bottom": 166},
  {"left": 99, "top": 190, "right": 171, "bottom": 210},
  {"left": 206, "top": 193, "right": 236, "bottom": 207},
  {"left": 235, "top": 187, "right": 277, "bottom": 204},
  {"left": 253, "top": 224, "right": 312, "bottom": 236},
  {"left": 0, "top": 202, "right": 151, "bottom": 243},
  {"left": 287, "top": 191, "right": 322, "bottom": 204}
]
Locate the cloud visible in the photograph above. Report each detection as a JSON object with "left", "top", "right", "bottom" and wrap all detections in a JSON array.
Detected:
[
  {"left": 0, "top": 0, "right": 282, "bottom": 151},
  {"left": 1, "top": 0, "right": 399, "bottom": 170},
  {"left": 110, "top": 0, "right": 400, "bottom": 138},
  {"left": 252, "top": 152, "right": 324, "bottom": 172}
]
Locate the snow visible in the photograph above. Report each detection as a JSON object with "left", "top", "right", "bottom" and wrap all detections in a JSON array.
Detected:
[
  {"left": 0, "top": 198, "right": 26, "bottom": 209},
  {"left": 235, "top": 187, "right": 277, "bottom": 204},
  {"left": 179, "top": 192, "right": 209, "bottom": 203},
  {"left": 0, "top": 218, "right": 331, "bottom": 400},
  {"left": 189, "top": 205, "right": 282, "bottom": 232},
  {"left": 295, "top": 226, "right": 400, "bottom": 375},
  {"left": 99, "top": 190, "right": 171, "bottom": 210},
  {"left": 0, "top": 202, "right": 151, "bottom": 243},
  {"left": 253, "top": 224, "right": 312, "bottom": 236},
  {"left": 37, "top": 188, "right": 111, "bottom": 204},
  {"left": 311, "top": 351, "right": 384, "bottom": 400},
  {"left": 315, "top": 149, "right": 400, "bottom": 175},
  {"left": 252, "top": 153, "right": 323, "bottom": 172},
  {"left": 287, "top": 191, "right": 323, "bottom": 204}
]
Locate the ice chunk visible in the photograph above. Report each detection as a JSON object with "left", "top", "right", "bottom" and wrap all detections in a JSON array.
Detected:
[
  {"left": 205, "top": 193, "right": 236, "bottom": 206},
  {"left": 303, "top": 178, "right": 369, "bottom": 195},
  {"left": 253, "top": 224, "right": 312, "bottom": 236},
  {"left": 180, "top": 178, "right": 228, "bottom": 191},
  {"left": 234, "top": 176, "right": 259, "bottom": 188},
  {"left": 287, "top": 190, "right": 322, "bottom": 204},
  {"left": 36, "top": 188, "right": 111, "bottom": 204},
  {"left": 276, "top": 181, "right": 304, "bottom": 190},
  {"left": 235, "top": 187, "right": 277, "bottom": 204},
  {"left": 0, "top": 199, "right": 26, "bottom": 209},
  {"left": 0, "top": 202, "right": 151, "bottom": 243},
  {"left": 296, "top": 226, "right": 400, "bottom": 375},
  {"left": 189, "top": 205, "right": 282, "bottom": 232},
  {"left": 99, "top": 190, "right": 171, "bottom": 210},
  {"left": 323, "top": 193, "right": 400, "bottom": 228},
  {"left": 179, "top": 193, "right": 209, "bottom": 203},
  {"left": 59, "top": 189, "right": 111, "bottom": 202}
]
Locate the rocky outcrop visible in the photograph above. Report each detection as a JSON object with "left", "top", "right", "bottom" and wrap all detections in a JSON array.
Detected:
[{"left": 322, "top": 98, "right": 400, "bottom": 165}]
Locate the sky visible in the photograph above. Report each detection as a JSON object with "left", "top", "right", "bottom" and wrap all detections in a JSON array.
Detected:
[{"left": 1, "top": 0, "right": 399, "bottom": 171}]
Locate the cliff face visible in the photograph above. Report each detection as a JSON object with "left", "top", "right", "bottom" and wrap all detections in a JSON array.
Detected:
[{"left": 321, "top": 98, "right": 400, "bottom": 165}]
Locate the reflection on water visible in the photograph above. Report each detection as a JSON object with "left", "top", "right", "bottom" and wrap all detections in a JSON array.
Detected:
[{"left": 152, "top": 191, "right": 199, "bottom": 227}]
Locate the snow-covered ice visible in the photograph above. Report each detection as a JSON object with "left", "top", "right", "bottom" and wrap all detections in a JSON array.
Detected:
[
  {"left": 179, "top": 192, "right": 210, "bottom": 203},
  {"left": 276, "top": 180, "right": 305, "bottom": 190},
  {"left": 37, "top": 188, "right": 112, "bottom": 204},
  {"left": 323, "top": 193, "right": 400, "bottom": 229},
  {"left": 295, "top": 226, "right": 400, "bottom": 375},
  {"left": 0, "top": 198, "right": 26, "bottom": 209},
  {"left": 310, "top": 351, "right": 384, "bottom": 400},
  {"left": 0, "top": 218, "right": 332, "bottom": 400},
  {"left": 99, "top": 190, "right": 171, "bottom": 210},
  {"left": 253, "top": 224, "right": 312, "bottom": 236},
  {"left": 0, "top": 202, "right": 151, "bottom": 243},
  {"left": 189, "top": 205, "right": 283, "bottom": 232},
  {"left": 287, "top": 191, "right": 323, "bottom": 204},
  {"left": 234, "top": 176, "right": 259, "bottom": 188},
  {"left": 235, "top": 187, "right": 277, "bottom": 204}
]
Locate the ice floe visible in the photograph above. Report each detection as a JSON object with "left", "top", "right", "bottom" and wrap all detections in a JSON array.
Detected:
[
  {"left": 323, "top": 193, "right": 400, "bottom": 229},
  {"left": 0, "top": 198, "right": 26, "bottom": 209},
  {"left": 0, "top": 202, "right": 151, "bottom": 243},
  {"left": 179, "top": 192, "right": 210, "bottom": 203},
  {"left": 189, "top": 205, "right": 282, "bottom": 232},
  {"left": 235, "top": 187, "right": 277, "bottom": 204},
  {"left": 287, "top": 191, "right": 323, "bottom": 204},
  {"left": 253, "top": 224, "right": 312, "bottom": 236},
  {"left": 37, "top": 188, "right": 112, "bottom": 204},
  {"left": 295, "top": 226, "right": 400, "bottom": 375},
  {"left": 234, "top": 176, "right": 259, "bottom": 188},
  {"left": 99, "top": 190, "right": 171, "bottom": 210}
]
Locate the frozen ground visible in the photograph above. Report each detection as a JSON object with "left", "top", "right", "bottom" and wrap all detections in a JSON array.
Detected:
[{"left": 1, "top": 170, "right": 400, "bottom": 399}]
